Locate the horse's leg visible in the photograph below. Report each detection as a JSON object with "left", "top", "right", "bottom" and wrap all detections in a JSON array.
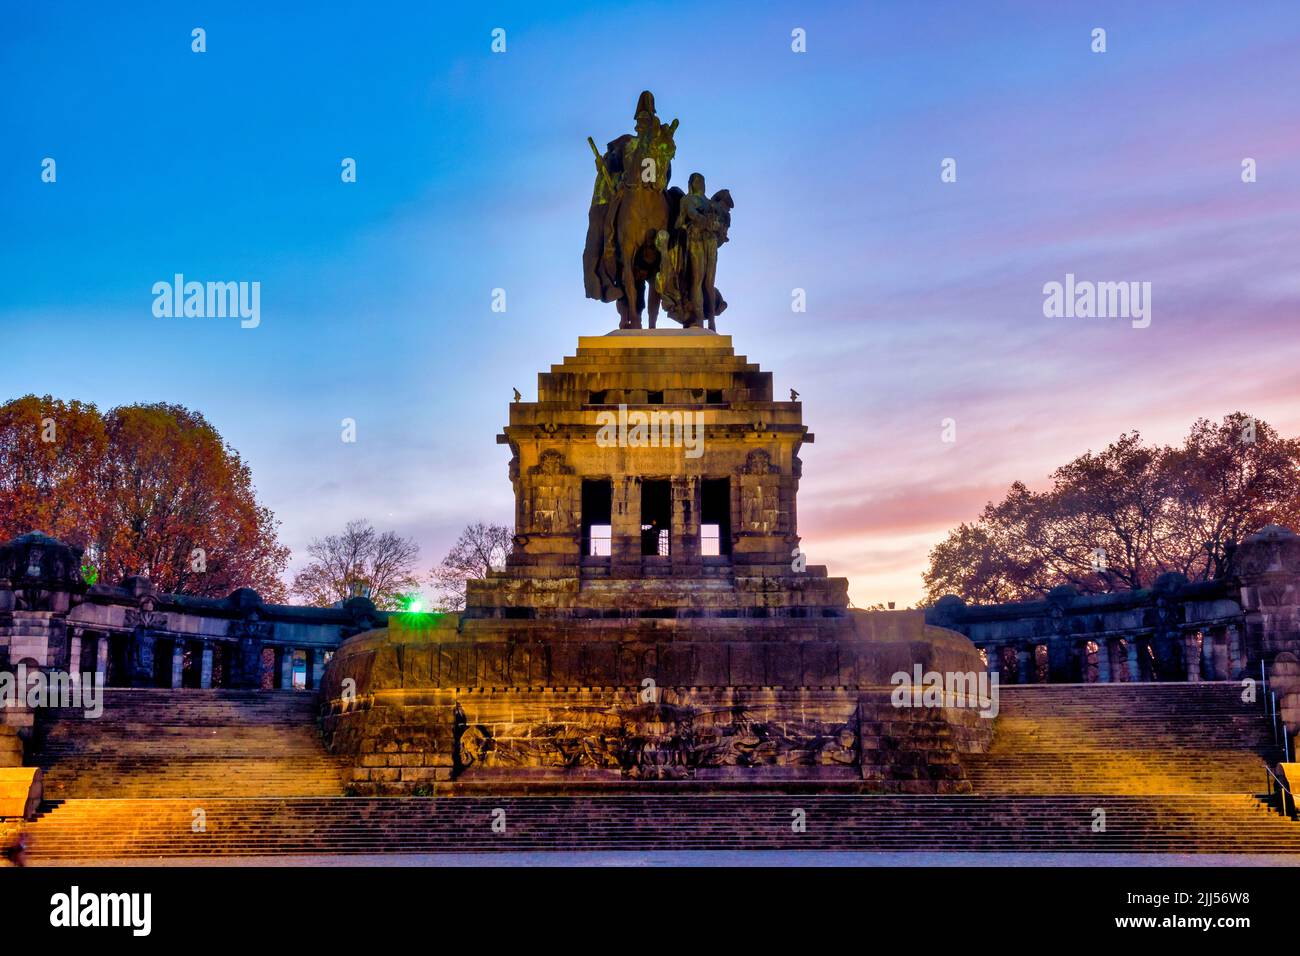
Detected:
[
  {"left": 622, "top": 259, "right": 642, "bottom": 329},
  {"left": 648, "top": 285, "right": 660, "bottom": 329}
]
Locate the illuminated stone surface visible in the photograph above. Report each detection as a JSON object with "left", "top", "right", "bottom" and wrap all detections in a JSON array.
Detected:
[{"left": 322, "top": 332, "right": 991, "bottom": 792}]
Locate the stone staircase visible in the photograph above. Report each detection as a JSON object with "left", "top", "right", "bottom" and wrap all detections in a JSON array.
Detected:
[
  {"left": 968, "top": 683, "right": 1278, "bottom": 795},
  {"left": 18, "top": 682, "right": 1300, "bottom": 860},
  {"left": 23, "top": 793, "right": 1300, "bottom": 858},
  {"left": 30, "top": 689, "right": 347, "bottom": 799}
]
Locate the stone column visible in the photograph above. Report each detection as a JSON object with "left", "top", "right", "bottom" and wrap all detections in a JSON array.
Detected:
[
  {"left": 200, "top": 644, "right": 214, "bottom": 689},
  {"left": 68, "top": 631, "right": 82, "bottom": 694},
  {"left": 671, "top": 476, "right": 701, "bottom": 574},
  {"left": 1226, "top": 625, "right": 1243, "bottom": 680},
  {"left": 1127, "top": 639, "right": 1141, "bottom": 682},
  {"left": 611, "top": 477, "right": 641, "bottom": 575},
  {"left": 1016, "top": 645, "right": 1032, "bottom": 684},
  {"left": 96, "top": 635, "right": 109, "bottom": 682},
  {"left": 171, "top": 642, "right": 184, "bottom": 689},
  {"left": 310, "top": 649, "right": 326, "bottom": 690},
  {"left": 1047, "top": 637, "right": 1072, "bottom": 683},
  {"left": 280, "top": 647, "right": 295, "bottom": 689},
  {"left": 1183, "top": 632, "right": 1201, "bottom": 682},
  {"left": 1097, "top": 639, "right": 1112, "bottom": 684},
  {"left": 1201, "top": 629, "right": 1217, "bottom": 681}
]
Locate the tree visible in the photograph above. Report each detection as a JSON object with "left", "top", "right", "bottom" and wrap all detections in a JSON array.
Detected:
[
  {"left": 1163, "top": 413, "right": 1300, "bottom": 578},
  {"left": 96, "top": 404, "right": 291, "bottom": 601},
  {"left": 0, "top": 396, "right": 290, "bottom": 600},
  {"left": 923, "top": 413, "right": 1300, "bottom": 604},
  {"left": 0, "top": 395, "right": 107, "bottom": 544},
  {"left": 290, "top": 519, "right": 421, "bottom": 610},
  {"left": 429, "top": 522, "right": 512, "bottom": 611}
]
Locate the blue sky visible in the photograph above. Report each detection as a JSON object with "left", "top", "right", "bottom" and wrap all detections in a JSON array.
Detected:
[{"left": 4, "top": 1, "right": 1299, "bottom": 605}]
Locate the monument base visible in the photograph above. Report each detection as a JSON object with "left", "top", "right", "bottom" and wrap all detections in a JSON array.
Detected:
[{"left": 319, "top": 610, "right": 993, "bottom": 794}]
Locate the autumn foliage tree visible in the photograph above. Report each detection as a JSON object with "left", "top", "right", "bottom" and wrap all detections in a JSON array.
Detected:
[
  {"left": 0, "top": 395, "right": 107, "bottom": 543},
  {"left": 0, "top": 395, "right": 290, "bottom": 600},
  {"left": 923, "top": 413, "right": 1300, "bottom": 604}
]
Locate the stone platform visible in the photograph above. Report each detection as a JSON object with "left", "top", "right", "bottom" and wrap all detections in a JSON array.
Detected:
[
  {"left": 320, "top": 610, "right": 991, "bottom": 793},
  {"left": 321, "top": 330, "right": 992, "bottom": 792}
]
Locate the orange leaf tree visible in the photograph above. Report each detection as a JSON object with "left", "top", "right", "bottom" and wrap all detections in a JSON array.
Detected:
[{"left": 0, "top": 396, "right": 290, "bottom": 601}]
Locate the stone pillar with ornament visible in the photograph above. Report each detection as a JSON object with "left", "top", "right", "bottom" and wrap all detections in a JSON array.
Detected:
[
  {"left": 1183, "top": 630, "right": 1201, "bottom": 682},
  {"left": 1201, "top": 629, "right": 1216, "bottom": 680},
  {"left": 200, "top": 644, "right": 214, "bottom": 689},
  {"left": 1232, "top": 525, "right": 1300, "bottom": 733},
  {"left": 1097, "top": 638, "right": 1112, "bottom": 683},
  {"left": 0, "top": 532, "right": 87, "bottom": 671},
  {"left": 68, "top": 630, "right": 83, "bottom": 693}
]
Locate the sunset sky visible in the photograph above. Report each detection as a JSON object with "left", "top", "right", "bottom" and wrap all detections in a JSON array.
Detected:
[{"left": 3, "top": 1, "right": 1299, "bottom": 607}]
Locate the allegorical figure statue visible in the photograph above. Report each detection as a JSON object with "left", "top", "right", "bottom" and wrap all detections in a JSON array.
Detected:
[
  {"left": 583, "top": 91, "right": 731, "bottom": 331},
  {"left": 660, "top": 173, "right": 731, "bottom": 330}
]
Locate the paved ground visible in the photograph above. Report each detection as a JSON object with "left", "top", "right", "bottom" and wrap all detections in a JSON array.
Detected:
[{"left": 31, "top": 851, "right": 1300, "bottom": 867}]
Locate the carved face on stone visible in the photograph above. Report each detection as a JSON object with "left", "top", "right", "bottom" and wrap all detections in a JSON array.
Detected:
[
  {"left": 537, "top": 450, "right": 566, "bottom": 475},
  {"left": 745, "top": 450, "right": 773, "bottom": 475}
]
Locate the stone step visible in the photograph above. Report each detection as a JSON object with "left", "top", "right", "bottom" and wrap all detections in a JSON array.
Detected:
[
  {"left": 28, "top": 688, "right": 345, "bottom": 800},
  {"left": 967, "top": 683, "right": 1278, "bottom": 795},
  {"left": 25, "top": 794, "right": 1300, "bottom": 859}
]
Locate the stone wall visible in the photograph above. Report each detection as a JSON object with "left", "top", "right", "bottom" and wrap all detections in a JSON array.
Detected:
[
  {"left": 320, "top": 609, "right": 993, "bottom": 793},
  {"left": 926, "top": 525, "right": 1300, "bottom": 734},
  {"left": 0, "top": 531, "right": 383, "bottom": 699}
]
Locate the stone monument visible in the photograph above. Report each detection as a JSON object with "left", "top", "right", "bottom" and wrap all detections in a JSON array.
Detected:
[
  {"left": 319, "top": 95, "right": 990, "bottom": 793},
  {"left": 583, "top": 91, "right": 733, "bottom": 330}
]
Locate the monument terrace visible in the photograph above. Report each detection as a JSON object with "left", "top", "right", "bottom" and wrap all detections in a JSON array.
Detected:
[{"left": 1, "top": 91, "right": 1297, "bottom": 860}]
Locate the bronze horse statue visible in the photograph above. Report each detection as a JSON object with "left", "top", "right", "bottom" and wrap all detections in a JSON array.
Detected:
[
  {"left": 585, "top": 92, "right": 684, "bottom": 329},
  {"left": 613, "top": 179, "right": 668, "bottom": 328}
]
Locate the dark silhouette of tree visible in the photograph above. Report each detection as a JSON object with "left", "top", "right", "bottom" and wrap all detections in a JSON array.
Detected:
[
  {"left": 924, "top": 413, "right": 1300, "bottom": 604},
  {"left": 290, "top": 519, "right": 421, "bottom": 610},
  {"left": 429, "top": 522, "right": 512, "bottom": 611}
]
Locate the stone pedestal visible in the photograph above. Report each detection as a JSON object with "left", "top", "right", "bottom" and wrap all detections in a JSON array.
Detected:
[
  {"left": 323, "top": 330, "right": 993, "bottom": 793},
  {"left": 468, "top": 330, "right": 847, "bottom": 620}
]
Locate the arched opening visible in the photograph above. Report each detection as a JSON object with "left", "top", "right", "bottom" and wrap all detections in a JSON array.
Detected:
[
  {"left": 640, "top": 479, "right": 671, "bottom": 557},
  {"left": 1114, "top": 639, "right": 1129, "bottom": 682},
  {"left": 106, "top": 633, "right": 131, "bottom": 687},
  {"left": 259, "top": 646, "right": 277, "bottom": 689},
  {"left": 1033, "top": 644, "right": 1049, "bottom": 683},
  {"left": 1083, "top": 640, "right": 1100, "bottom": 683},
  {"left": 152, "top": 637, "right": 175, "bottom": 687},
  {"left": 211, "top": 643, "right": 231, "bottom": 688},
  {"left": 181, "top": 641, "right": 204, "bottom": 688},
  {"left": 999, "top": 646, "right": 1019, "bottom": 684}
]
